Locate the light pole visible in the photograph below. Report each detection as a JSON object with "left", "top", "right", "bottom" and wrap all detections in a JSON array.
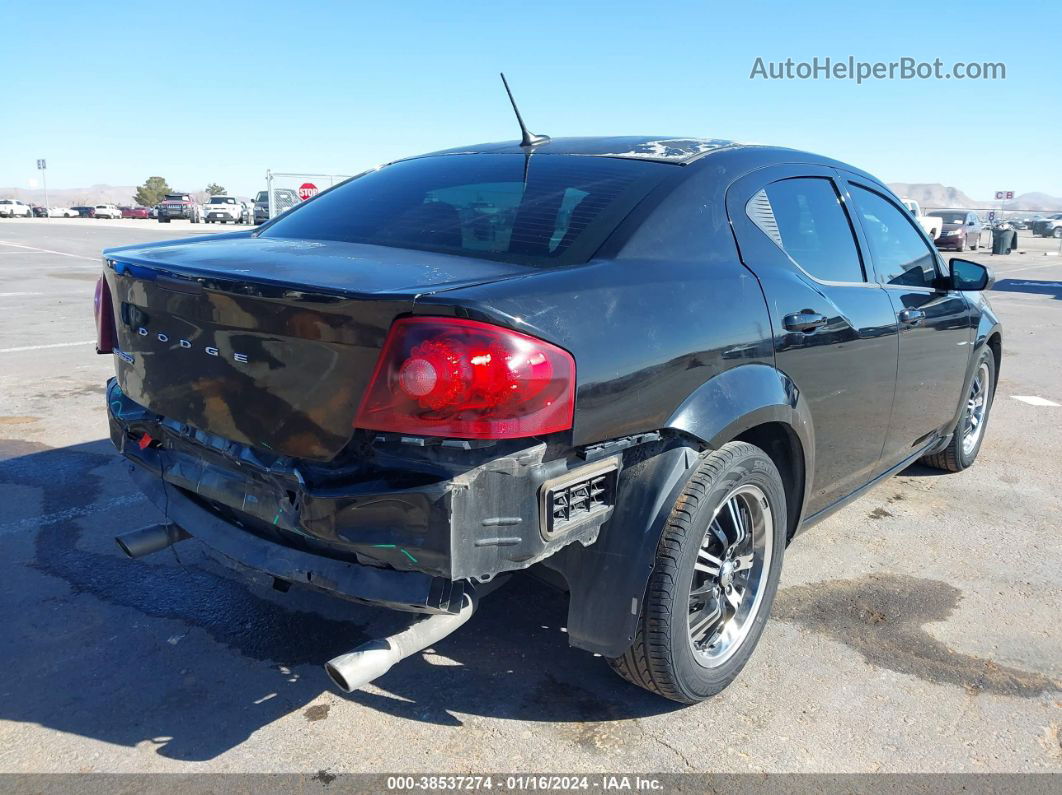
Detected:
[{"left": 36, "top": 159, "right": 48, "bottom": 213}]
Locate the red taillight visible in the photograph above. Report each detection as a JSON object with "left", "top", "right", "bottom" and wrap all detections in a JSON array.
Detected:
[
  {"left": 94, "top": 275, "right": 117, "bottom": 354},
  {"left": 356, "top": 317, "right": 575, "bottom": 440}
]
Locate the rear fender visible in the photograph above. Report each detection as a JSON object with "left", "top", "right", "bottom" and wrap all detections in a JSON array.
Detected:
[
  {"left": 548, "top": 364, "right": 813, "bottom": 658},
  {"left": 543, "top": 441, "right": 699, "bottom": 657},
  {"left": 669, "top": 363, "right": 813, "bottom": 458}
]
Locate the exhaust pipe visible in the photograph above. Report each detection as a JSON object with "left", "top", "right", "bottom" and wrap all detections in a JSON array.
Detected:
[
  {"left": 115, "top": 522, "right": 191, "bottom": 559},
  {"left": 325, "top": 591, "right": 477, "bottom": 693}
]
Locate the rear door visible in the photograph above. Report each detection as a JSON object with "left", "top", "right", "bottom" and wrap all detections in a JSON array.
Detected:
[
  {"left": 841, "top": 179, "right": 972, "bottom": 467},
  {"left": 727, "top": 164, "right": 899, "bottom": 515}
]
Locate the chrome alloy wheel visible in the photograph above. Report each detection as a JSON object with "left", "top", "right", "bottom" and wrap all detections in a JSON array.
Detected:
[
  {"left": 687, "top": 484, "right": 773, "bottom": 668},
  {"left": 962, "top": 361, "right": 991, "bottom": 456}
]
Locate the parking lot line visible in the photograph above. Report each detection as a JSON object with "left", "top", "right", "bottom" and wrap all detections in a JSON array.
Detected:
[
  {"left": 992, "top": 261, "right": 1062, "bottom": 275},
  {"left": 0, "top": 340, "right": 95, "bottom": 354},
  {"left": 0, "top": 240, "right": 99, "bottom": 261},
  {"left": 1011, "top": 395, "right": 1061, "bottom": 407}
]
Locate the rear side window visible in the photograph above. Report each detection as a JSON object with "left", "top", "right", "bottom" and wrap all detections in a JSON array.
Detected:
[
  {"left": 748, "top": 177, "right": 864, "bottom": 283},
  {"left": 259, "top": 154, "right": 670, "bottom": 266},
  {"left": 850, "top": 185, "right": 939, "bottom": 288}
]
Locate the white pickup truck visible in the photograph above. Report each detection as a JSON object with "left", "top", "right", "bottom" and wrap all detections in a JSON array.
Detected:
[
  {"left": 902, "top": 199, "right": 943, "bottom": 240},
  {"left": 0, "top": 199, "right": 33, "bottom": 217},
  {"left": 204, "top": 196, "right": 243, "bottom": 224}
]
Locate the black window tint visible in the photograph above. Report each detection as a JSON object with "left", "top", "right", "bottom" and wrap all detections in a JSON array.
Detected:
[
  {"left": 850, "top": 186, "right": 938, "bottom": 288},
  {"left": 260, "top": 154, "right": 669, "bottom": 266},
  {"left": 758, "top": 177, "right": 864, "bottom": 283}
]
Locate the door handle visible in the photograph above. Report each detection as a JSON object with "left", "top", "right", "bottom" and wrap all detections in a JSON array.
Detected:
[
  {"left": 898, "top": 308, "right": 926, "bottom": 326},
  {"left": 782, "top": 311, "right": 828, "bottom": 333}
]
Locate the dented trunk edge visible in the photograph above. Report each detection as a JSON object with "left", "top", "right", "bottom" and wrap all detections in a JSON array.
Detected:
[{"left": 107, "top": 379, "right": 620, "bottom": 605}]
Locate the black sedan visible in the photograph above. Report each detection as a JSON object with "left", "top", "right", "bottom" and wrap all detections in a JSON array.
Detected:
[{"left": 97, "top": 136, "right": 1001, "bottom": 704}]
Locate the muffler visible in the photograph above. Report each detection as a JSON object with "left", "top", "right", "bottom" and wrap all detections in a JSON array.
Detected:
[
  {"left": 115, "top": 522, "right": 191, "bottom": 559},
  {"left": 325, "top": 591, "right": 477, "bottom": 693}
]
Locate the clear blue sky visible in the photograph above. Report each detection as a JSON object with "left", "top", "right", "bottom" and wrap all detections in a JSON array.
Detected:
[{"left": 2, "top": 0, "right": 1059, "bottom": 201}]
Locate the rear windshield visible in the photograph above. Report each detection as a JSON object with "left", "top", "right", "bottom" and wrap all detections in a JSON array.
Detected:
[
  {"left": 209, "top": 197, "right": 236, "bottom": 204},
  {"left": 259, "top": 154, "right": 671, "bottom": 266}
]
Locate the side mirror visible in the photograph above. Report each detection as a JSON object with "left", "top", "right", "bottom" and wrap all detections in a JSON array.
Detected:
[{"left": 949, "top": 258, "right": 994, "bottom": 291}]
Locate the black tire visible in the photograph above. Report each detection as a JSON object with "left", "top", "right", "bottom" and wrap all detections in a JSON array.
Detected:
[
  {"left": 1053, "top": 228, "right": 1062, "bottom": 239},
  {"left": 956, "top": 238, "right": 965, "bottom": 252},
  {"left": 608, "top": 441, "right": 787, "bottom": 703},
  {"left": 921, "top": 348, "right": 996, "bottom": 472}
]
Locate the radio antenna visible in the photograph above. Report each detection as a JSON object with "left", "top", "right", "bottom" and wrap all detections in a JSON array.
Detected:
[{"left": 500, "top": 73, "right": 550, "bottom": 148}]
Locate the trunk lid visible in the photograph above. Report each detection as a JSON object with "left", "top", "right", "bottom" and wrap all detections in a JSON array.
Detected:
[{"left": 103, "top": 235, "right": 530, "bottom": 461}]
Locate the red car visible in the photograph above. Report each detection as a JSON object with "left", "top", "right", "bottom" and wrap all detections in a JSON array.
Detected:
[{"left": 121, "top": 206, "right": 150, "bottom": 219}]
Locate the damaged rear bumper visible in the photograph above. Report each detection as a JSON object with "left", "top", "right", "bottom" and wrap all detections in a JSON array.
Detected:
[
  {"left": 107, "top": 379, "right": 617, "bottom": 612},
  {"left": 126, "top": 464, "right": 467, "bottom": 614}
]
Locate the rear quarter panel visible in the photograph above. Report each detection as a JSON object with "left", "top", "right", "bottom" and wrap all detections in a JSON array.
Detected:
[
  {"left": 413, "top": 156, "right": 778, "bottom": 448},
  {"left": 413, "top": 257, "right": 775, "bottom": 448}
]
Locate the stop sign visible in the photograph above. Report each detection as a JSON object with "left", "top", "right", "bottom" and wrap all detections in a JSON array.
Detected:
[{"left": 298, "top": 182, "right": 318, "bottom": 201}]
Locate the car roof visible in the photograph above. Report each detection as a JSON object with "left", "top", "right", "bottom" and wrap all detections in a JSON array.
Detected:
[
  {"left": 416, "top": 136, "right": 742, "bottom": 164},
  {"left": 405, "top": 136, "right": 892, "bottom": 190}
]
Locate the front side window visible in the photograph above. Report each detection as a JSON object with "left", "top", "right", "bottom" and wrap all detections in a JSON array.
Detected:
[
  {"left": 749, "top": 177, "right": 864, "bottom": 283},
  {"left": 850, "top": 185, "right": 939, "bottom": 288},
  {"left": 260, "top": 154, "right": 670, "bottom": 266}
]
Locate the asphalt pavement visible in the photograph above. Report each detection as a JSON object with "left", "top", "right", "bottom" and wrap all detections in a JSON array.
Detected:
[{"left": 0, "top": 217, "right": 1059, "bottom": 774}]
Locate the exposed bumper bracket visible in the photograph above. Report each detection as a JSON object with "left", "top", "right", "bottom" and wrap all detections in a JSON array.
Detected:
[{"left": 126, "top": 464, "right": 466, "bottom": 615}]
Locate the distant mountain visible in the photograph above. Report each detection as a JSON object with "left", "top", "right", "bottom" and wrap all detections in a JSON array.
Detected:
[
  {"left": 0, "top": 184, "right": 138, "bottom": 207},
  {"left": 888, "top": 183, "right": 1062, "bottom": 212},
  {"left": 887, "top": 183, "right": 978, "bottom": 210},
  {"left": 0, "top": 184, "right": 250, "bottom": 207},
  {"left": 1004, "top": 192, "right": 1062, "bottom": 212}
]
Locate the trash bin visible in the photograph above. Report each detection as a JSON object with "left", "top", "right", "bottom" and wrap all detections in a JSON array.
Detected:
[{"left": 992, "top": 227, "right": 1016, "bottom": 255}]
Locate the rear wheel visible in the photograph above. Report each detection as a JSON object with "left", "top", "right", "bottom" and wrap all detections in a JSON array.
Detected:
[
  {"left": 608, "top": 441, "right": 787, "bottom": 703},
  {"left": 921, "top": 349, "right": 996, "bottom": 472}
]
